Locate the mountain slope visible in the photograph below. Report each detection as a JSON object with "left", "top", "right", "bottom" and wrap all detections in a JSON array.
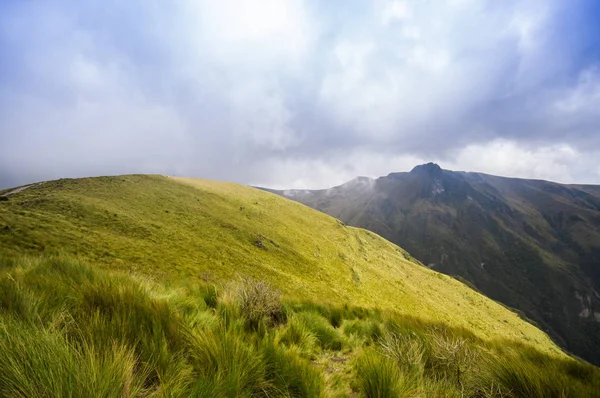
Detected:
[
  {"left": 270, "top": 163, "right": 600, "bottom": 365},
  {"left": 0, "top": 174, "right": 561, "bottom": 353}
]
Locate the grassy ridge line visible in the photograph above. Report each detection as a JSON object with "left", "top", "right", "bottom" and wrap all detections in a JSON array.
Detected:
[{"left": 0, "top": 174, "right": 558, "bottom": 354}]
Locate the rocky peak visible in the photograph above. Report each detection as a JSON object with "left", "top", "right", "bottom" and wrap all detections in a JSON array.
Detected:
[{"left": 410, "top": 162, "right": 443, "bottom": 177}]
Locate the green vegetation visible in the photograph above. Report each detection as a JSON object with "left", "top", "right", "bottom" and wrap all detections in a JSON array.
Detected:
[
  {"left": 0, "top": 255, "right": 598, "bottom": 397},
  {"left": 0, "top": 174, "right": 598, "bottom": 395},
  {"left": 272, "top": 165, "right": 600, "bottom": 365},
  {"left": 0, "top": 175, "right": 560, "bottom": 352}
]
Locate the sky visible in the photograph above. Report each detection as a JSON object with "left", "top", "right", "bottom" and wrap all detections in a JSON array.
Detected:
[{"left": 1, "top": 0, "right": 600, "bottom": 189}]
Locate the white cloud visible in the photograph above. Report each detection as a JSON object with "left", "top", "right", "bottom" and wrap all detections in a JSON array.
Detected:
[
  {"left": 555, "top": 67, "right": 600, "bottom": 114},
  {"left": 231, "top": 82, "right": 299, "bottom": 151},
  {"left": 446, "top": 140, "right": 600, "bottom": 184},
  {"left": 185, "top": 0, "right": 314, "bottom": 67},
  {"left": 251, "top": 150, "right": 427, "bottom": 189},
  {"left": 408, "top": 45, "right": 450, "bottom": 72},
  {"left": 255, "top": 140, "right": 600, "bottom": 189},
  {"left": 381, "top": 1, "right": 412, "bottom": 25},
  {"left": 318, "top": 1, "right": 516, "bottom": 138},
  {"left": 1, "top": 0, "right": 599, "bottom": 189}
]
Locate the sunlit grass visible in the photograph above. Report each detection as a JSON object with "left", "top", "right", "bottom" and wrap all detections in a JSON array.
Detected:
[
  {"left": 0, "top": 174, "right": 562, "bottom": 354},
  {"left": 0, "top": 255, "right": 597, "bottom": 397}
]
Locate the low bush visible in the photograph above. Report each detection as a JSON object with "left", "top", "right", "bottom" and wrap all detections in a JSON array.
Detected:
[
  {"left": 425, "top": 329, "right": 479, "bottom": 389},
  {"left": 379, "top": 331, "right": 425, "bottom": 378},
  {"left": 226, "top": 277, "right": 286, "bottom": 330}
]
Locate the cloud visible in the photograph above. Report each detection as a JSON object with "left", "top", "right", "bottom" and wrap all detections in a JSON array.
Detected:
[
  {"left": 382, "top": 1, "right": 413, "bottom": 25},
  {"left": 555, "top": 67, "right": 600, "bottom": 115},
  {"left": 0, "top": 0, "right": 599, "bottom": 189},
  {"left": 445, "top": 140, "right": 600, "bottom": 184}
]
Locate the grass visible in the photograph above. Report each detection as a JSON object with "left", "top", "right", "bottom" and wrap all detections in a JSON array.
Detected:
[
  {"left": 0, "top": 174, "right": 562, "bottom": 354},
  {"left": 273, "top": 169, "right": 600, "bottom": 366},
  {"left": 0, "top": 255, "right": 597, "bottom": 397},
  {"left": 0, "top": 175, "right": 598, "bottom": 394}
]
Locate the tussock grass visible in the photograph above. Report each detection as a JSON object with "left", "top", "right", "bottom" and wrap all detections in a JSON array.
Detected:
[
  {"left": 484, "top": 344, "right": 600, "bottom": 398},
  {"left": 342, "top": 318, "right": 383, "bottom": 343},
  {"left": 0, "top": 255, "right": 598, "bottom": 397},
  {"left": 187, "top": 328, "right": 267, "bottom": 396},
  {"left": 0, "top": 317, "right": 145, "bottom": 397},
  {"left": 277, "top": 314, "right": 318, "bottom": 354},
  {"left": 262, "top": 340, "right": 325, "bottom": 397},
  {"left": 224, "top": 276, "right": 286, "bottom": 330},
  {"left": 295, "top": 311, "right": 344, "bottom": 351},
  {"left": 355, "top": 350, "right": 420, "bottom": 398}
]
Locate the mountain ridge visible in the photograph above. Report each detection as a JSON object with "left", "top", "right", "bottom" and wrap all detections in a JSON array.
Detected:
[
  {"left": 2, "top": 173, "right": 600, "bottom": 395},
  {"left": 0, "top": 173, "right": 561, "bottom": 349},
  {"left": 269, "top": 164, "right": 600, "bottom": 365}
]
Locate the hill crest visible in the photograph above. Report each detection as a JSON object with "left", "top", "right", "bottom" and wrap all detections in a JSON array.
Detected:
[{"left": 0, "top": 173, "right": 561, "bottom": 355}]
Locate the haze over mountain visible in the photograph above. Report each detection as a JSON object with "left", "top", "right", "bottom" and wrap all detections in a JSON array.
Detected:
[{"left": 269, "top": 163, "right": 600, "bottom": 365}]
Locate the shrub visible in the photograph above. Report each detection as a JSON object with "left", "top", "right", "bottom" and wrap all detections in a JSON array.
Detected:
[
  {"left": 425, "top": 329, "right": 478, "bottom": 389},
  {"left": 379, "top": 332, "right": 425, "bottom": 377},
  {"left": 226, "top": 277, "right": 285, "bottom": 330}
]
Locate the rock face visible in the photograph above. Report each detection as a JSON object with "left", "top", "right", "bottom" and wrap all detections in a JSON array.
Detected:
[{"left": 270, "top": 164, "right": 600, "bottom": 365}]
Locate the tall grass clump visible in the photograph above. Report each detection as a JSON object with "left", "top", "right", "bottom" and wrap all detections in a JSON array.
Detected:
[
  {"left": 295, "top": 311, "right": 344, "bottom": 351},
  {"left": 224, "top": 276, "right": 286, "bottom": 330},
  {"left": 187, "top": 328, "right": 267, "bottom": 397},
  {"left": 342, "top": 318, "right": 383, "bottom": 343},
  {"left": 277, "top": 315, "right": 318, "bottom": 355},
  {"left": 0, "top": 318, "right": 145, "bottom": 397},
  {"left": 484, "top": 343, "right": 600, "bottom": 398},
  {"left": 0, "top": 277, "right": 42, "bottom": 322},
  {"left": 355, "top": 350, "right": 420, "bottom": 398},
  {"left": 1, "top": 255, "right": 599, "bottom": 397},
  {"left": 262, "top": 339, "right": 324, "bottom": 397}
]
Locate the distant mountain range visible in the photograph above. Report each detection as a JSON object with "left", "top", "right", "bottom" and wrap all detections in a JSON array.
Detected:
[{"left": 267, "top": 163, "right": 600, "bottom": 365}]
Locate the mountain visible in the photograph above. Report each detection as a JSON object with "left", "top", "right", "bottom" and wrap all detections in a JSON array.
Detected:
[
  {"left": 2, "top": 174, "right": 599, "bottom": 396},
  {"left": 268, "top": 163, "right": 600, "bottom": 366},
  {"left": 0, "top": 174, "right": 555, "bottom": 346}
]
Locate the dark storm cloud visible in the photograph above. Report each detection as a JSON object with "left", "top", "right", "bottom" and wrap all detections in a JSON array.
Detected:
[{"left": 1, "top": 0, "right": 599, "bottom": 189}]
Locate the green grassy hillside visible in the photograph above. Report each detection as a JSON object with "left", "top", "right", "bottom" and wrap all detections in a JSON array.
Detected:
[
  {"left": 0, "top": 174, "right": 556, "bottom": 350},
  {"left": 0, "top": 174, "right": 597, "bottom": 396}
]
